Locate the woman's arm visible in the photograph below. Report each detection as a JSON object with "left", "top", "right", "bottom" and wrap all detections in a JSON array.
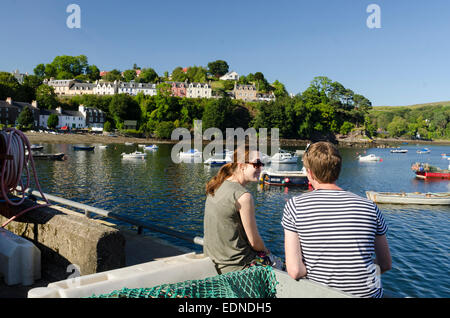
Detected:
[
  {"left": 237, "top": 192, "right": 268, "bottom": 253},
  {"left": 284, "top": 229, "right": 307, "bottom": 280}
]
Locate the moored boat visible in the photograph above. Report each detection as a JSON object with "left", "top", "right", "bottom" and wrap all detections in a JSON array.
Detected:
[
  {"left": 31, "top": 152, "right": 66, "bottom": 160},
  {"left": 390, "top": 149, "right": 408, "bottom": 153},
  {"left": 30, "top": 144, "right": 44, "bottom": 151},
  {"left": 204, "top": 153, "right": 232, "bottom": 166},
  {"left": 270, "top": 150, "right": 298, "bottom": 164},
  {"left": 366, "top": 190, "right": 450, "bottom": 205},
  {"left": 416, "top": 148, "right": 430, "bottom": 154},
  {"left": 411, "top": 162, "right": 450, "bottom": 180},
  {"left": 121, "top": 151, "right": 147, "bottom": 159},
  {"left": 178, "top": 149, "right": 202, "bottom": 159},
  {"left": 358, "top": 154, "right": 381, "bottom": 162},
  {"left": 73, "top": 145, "right": 95, "bottom": 151},
  {"left": 144, "top": 144, "right": 158, "bottom": 151},
  {"left": 259, "top": 168, "right": 309, "bottom": 187}
]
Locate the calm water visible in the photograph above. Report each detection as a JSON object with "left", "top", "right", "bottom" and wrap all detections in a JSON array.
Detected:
[{"left": 29, "top": 142, "right": 449, "bottom": 298}]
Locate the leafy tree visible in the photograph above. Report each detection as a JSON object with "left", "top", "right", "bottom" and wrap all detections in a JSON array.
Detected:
[
  {"left": 17, "top": 106, "right": 35, "bottom": 128},
  {"left": 340, "top": 121, "right": 355, "bottom": 135},
  {"left": 109, "top": 94, "right": 141, "bottom": 128},
  {"left": 122, "top": 69, "right": 137, "bottom": 82},
  {"left": 207, "top": 60, "right": 229, "bottom": 78},
  {"left": 387, "top": 116, "right": 408, "bottom": 137},
  {"left": 103, "top": 121, "right": 112, "bottom": 132},
  {"left": 155, "top": 121, "right": 175, "bottom": 139},
  {"left": 137, "top": 68, "right": 159, "bottom": 83},
  {"left": 271, "top": 80, "right": 288, "bottom": 98},
  {"left": 171, "top": 67, "right": 187, "bottom": 82},
  {"left": 102, "top": 69, "right": 122, "bottom": 82},
  {"left": 47, "top": 113, "right": 59, "bottom": 129},
  {"left": 36, "top": 84, "right": 58, "bottom": 109},
  {"left": 34, "top": 64, "right": 46, "bottom": 79}
]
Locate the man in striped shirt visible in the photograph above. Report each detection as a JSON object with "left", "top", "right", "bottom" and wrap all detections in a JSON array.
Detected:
[{"left": 282, "top": 142, "right": 392, "bottom": 298}]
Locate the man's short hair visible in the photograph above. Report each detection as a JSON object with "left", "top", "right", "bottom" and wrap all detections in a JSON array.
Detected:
[{"left": 303, "top": 141, "right": 342, "bottom": 183}]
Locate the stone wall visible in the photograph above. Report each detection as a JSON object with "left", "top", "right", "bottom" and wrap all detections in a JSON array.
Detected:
[{"left": 0, "top": 199, "right": 125, "bottom": 281}]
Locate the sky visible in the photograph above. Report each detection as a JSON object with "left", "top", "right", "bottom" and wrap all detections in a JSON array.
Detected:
[{"left": 1, "top": 0, "right": 449, "bottom": 106}]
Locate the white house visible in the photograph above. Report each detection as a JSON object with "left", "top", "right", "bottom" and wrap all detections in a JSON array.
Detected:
[
  {"left": 94, "top": 81, "right": 118, "bottom": 95},
  {"left": 78, "top": 105, "right": 106, "bottom": 131},
  {"left": 39, "top": 107, "right": 85, "bottom": 129},
  {"left": 186, "top": 82, "right": 212, "bottom": 98},
  {"left": 220, "top": 71, "right": 240, "bottom": 81},
  {"left": 118, "top": 81, "right": 157, "bottom": 96}
]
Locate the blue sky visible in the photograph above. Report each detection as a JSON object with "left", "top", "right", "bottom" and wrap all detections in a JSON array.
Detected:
[{"left": 1, "top": 0, "right": 449, "bottom": 106}]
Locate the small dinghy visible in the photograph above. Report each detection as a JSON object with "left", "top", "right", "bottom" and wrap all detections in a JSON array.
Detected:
[{"left": 366, "top": 191, "right": 450, "bottom": 205}]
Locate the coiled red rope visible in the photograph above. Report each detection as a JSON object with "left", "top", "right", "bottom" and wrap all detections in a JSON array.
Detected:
[{"left": 0, "top": 128, "right": 50, "bottom": 228}]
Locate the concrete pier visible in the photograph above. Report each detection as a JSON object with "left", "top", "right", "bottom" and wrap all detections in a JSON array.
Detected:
[{"left": 0, "top": 199, "right": 189, "bottom": 298}]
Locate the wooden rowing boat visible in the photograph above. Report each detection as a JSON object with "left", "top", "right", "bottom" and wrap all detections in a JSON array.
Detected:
[{"left": 366, "top": 191, "right": 450, "bottom": 205}]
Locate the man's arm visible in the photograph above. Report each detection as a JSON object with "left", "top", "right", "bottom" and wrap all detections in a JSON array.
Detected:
[
  {"left": 374, "top": 234, "right": 392, "bottom": 274},
  {"left": 284, "top": 229, "right": 307, "bottom": 280}
]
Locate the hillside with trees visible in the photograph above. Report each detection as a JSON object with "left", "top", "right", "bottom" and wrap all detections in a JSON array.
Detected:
[{"left": 1, "top": 55, "right": 449, "bottom": 141}]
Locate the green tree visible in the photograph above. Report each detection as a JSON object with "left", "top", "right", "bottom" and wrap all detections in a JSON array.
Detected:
[
  {"left": 155, "top": 121, "right": 175, "bottom": 139},
  {"left": 171, "top": 67, "right": 187, "bottom": 82},
  {"left": 17, "top": 106, "right": 35, "bottom": 129},
  {"left": 103, "top": 121, "right": 112, "bottom": 132},
  {"left": 36, "top": 84, "right": 58, "bottom": 109},
  {"left": 102, "top": 69, "right": 122, "bottom": 82},
  {"left": 47, "top": 113, "right": 59, "bottom": 129},
  {"left": 109, "top": 94, "right": 141, "bottom": 128},
  {"left": 387, "top": 116, "right": 408, "bottom": 137},
  {"left": 137, "top": 68, "right": 159, "bottom": 83},
  {"left": 207, "top": 60, "right": 229, "bottom": 78},
  {"left": 122, "top": 69, "right": 137, "bottom": 82}
]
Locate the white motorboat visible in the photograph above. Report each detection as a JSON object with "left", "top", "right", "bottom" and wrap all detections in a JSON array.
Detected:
[
  {"left": 124, "top": 142, "right": 134, "bottom": 146},
  {"left": 98, "top": 145, "right": 108, "bottom": 149},
  {"left": 144, "top": 144, "right": 159, "bottom": 151},
  {"left": 358, "top": 154, "right": 381, "bottom": 162},
  {"left": 178, "top": 149, "right": 202, "bottom": 159},
  {"left": 417, "top": 148, "right": 430, "bottom": 154},
  {"left": 204, "top": 154, "right": 232, "bottom": 166},
  {"left": 390, "top": 149, "right": 408, "bottom": 153},
  {"left": 270, "top": 150, "right": 298, "bottom": 164},
  {"left": 121, "top": 151, "right": 147, "bottom": 159}
]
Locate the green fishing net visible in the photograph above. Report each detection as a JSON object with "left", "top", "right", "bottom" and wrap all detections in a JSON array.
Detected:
[{"left": 89, "top": 265, "right": 278, "bottom": 298}]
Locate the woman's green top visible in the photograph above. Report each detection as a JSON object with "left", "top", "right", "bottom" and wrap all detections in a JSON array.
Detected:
[{"left": 203, "top": 180, "right": 257, "bottom": 274}]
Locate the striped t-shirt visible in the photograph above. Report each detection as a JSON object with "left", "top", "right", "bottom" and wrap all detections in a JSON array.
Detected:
[{"left": 281, "top": 189, "right": 388, "bottom": 298}]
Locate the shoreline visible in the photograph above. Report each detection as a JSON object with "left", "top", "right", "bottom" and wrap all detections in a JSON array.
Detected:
[{"left": 23, "top": 132, "right": 450, "bottom": 147}]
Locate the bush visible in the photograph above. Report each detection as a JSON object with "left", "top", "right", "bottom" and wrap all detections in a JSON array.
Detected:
[
  {"left": 339, "top": 121, "right": 355, "bottom": 135},
  {"left": 155, "top": 121, "right": 175, "bottom": 139}
]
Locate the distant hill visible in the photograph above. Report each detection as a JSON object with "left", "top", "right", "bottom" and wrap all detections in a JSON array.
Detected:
[{"left": 373, "top": 101, "right": 450, "bottom": 111}]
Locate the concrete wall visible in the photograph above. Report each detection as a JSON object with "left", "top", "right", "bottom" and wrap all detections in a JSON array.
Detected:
[{"left": 0, "top": 199, "right": 125, "bottom": 281}]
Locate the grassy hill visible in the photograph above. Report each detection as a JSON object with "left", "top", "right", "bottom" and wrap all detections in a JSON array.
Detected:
[{"left": 373, "top": 101, "right": 450, "bottom": 111}]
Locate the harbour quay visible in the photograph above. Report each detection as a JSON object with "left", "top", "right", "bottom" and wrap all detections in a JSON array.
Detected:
[{"left": 0, "top": 197, "right": 189, "bottom": 298}]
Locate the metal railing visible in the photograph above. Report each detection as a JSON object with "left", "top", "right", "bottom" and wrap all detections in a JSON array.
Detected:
[{"left": 24, "top": 189, "right": 204, "bottom": 246}]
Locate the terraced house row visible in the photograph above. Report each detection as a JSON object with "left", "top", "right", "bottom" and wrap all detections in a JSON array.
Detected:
[
  {"left": 0, "top": 97, "right": 106, "bottom": 131},
  {"left": 44, "top": 79, "right": 275, "bottom": 102}
]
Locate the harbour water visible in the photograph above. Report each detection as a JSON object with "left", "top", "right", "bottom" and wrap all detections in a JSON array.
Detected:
[{"left": 29, "top": 142, "right": 449, "bottom": 298}]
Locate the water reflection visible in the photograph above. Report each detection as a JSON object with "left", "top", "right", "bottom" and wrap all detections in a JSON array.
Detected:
[{"left": 29, "top": 142, "right": 450, "bottom": 297}]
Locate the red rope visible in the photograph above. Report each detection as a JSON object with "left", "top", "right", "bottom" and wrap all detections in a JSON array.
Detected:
[{"left": 1, "top": 128, "right": 50, "bottom": 228}]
